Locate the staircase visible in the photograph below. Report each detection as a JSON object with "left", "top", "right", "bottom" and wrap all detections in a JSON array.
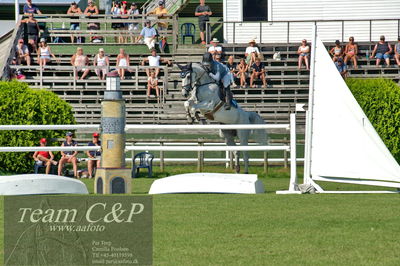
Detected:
[{"left": 142, "top": 0, "right": 190, "bottom": 15}]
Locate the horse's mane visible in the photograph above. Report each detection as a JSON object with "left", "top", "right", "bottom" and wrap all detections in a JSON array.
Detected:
[{"left": 191, "top": 63, "right": 216, "bottom": 84}]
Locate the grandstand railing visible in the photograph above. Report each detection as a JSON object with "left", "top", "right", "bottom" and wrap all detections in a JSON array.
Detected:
[
  {"left": 208, "top": 19, "right": 400, "bottom": 44},
  {"left": 20, "top": 14, "right": 179, "bottom": 49},
  {"left": 9, "top": 65, "right": 169, "bottom": 91}
]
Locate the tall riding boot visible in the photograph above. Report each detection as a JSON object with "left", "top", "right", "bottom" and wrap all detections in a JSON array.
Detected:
[{"left": 224, "top": 86, "right": 233, "bottom": 110}]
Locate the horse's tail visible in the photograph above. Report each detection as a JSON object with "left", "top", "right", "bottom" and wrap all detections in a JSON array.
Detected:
[{"left": 249, "top": 112, "right": 268, "bottom": 145}]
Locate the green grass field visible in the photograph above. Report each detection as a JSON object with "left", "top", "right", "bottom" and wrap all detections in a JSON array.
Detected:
[{"left": 1, "top": 166, "right": 400, "bottom": 265}]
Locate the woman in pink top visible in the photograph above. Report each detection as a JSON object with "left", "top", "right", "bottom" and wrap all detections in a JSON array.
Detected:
[
  {"left": 70, "top": 47, "right": 90, "bottom": 80},
  {"left": 344, "top": 36, "right": 358, "bottom": 69}
]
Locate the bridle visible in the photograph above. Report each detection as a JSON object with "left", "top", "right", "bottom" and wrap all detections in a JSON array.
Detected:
[{"left": 181, "top": 64, "right": 214, "bottom": 94}]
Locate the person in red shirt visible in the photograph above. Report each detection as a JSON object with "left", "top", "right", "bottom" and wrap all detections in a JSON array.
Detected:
[{"left": 33, "top": 138, "right": 57, "bottom": 174}]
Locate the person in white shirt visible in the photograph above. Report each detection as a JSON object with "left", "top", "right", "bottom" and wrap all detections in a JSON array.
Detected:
[
  {"left": 207, "top": 37, "right": 222, "bottom": 60},
  {"left": 141, "top": 49, "right": 171, "bottom": 77},
  {"left": 16, "top": 39, "right": 31, "bottom": 66},
  {"left": 93, "top": 48, "right": 109, "bottom": 80},
  {"left": 245, "top": 39, "right": 260, "bottom": 66}
]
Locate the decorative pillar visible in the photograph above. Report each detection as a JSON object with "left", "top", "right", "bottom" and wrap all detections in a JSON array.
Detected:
[{"left": 94, "top": 72, "right": 131, "bottom": 194}]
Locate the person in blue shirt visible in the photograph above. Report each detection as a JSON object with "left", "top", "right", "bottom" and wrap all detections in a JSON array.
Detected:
[
  {"left": 23, "top": 0, "right": 42, "bottom": 15},
  {"left": 335, "top": 57, "right": 348, "bottom": 79},
  {"left": 137, "top": 20, "right": 157, "bottom": 50},
  {"left": 86, "top": 132, "right": 101, "bottom": 178},
  {"left": 202, "top": 52, "right": 234, "bottom": 110}
]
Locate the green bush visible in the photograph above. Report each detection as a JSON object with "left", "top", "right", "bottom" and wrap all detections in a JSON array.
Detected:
[
  {"left": 346, "top": 78, "right": 400, "bottom": 162},
  {"left": 0, "top": 81, "right": 76, "bottom": 174}
]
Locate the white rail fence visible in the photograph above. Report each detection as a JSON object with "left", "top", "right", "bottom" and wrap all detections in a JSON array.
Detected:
[{"left": 0, "top": 115, "right": 297, "bottom": 177}]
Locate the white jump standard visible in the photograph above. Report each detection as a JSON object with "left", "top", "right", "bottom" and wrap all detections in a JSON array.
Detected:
[{"left": 278, "top": 26, "right": 400, "bottom": 194}]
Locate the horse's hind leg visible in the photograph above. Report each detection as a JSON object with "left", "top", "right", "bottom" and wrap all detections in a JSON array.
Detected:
[
  {"left": 221, "top": 130, "right": 240, "bottom": 173},
  {"left": 238, "top": 129, "right": 251, "bottom": 174}
]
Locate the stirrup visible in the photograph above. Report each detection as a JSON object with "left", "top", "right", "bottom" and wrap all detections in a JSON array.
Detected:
[{"left": 224, "top": 103, "right": 231, "bottom": 110}]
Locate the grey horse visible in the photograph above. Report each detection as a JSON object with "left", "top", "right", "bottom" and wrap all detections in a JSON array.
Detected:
[{"left": 177, "top": 62, "right": 268, "bottom": 173}]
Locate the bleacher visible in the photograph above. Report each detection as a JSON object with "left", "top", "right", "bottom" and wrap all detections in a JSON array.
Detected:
[{"left": 3, "top": 15, "right": 400, "bottom": 126}]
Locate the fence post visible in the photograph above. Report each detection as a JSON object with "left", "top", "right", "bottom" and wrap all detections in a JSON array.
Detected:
[
  {"left": 289, "top": 113, "right": 297, "bottom": 191},
  {"left": 39, "top": 66, "right": 43, "bottom": 88},
  {"left": 287, "top": 22, "right": 290, "bottom": 43},
  {"left": 263, "top": 151, "right": 268, "bottom": 174},
  {"left": 163, "top": 66, "right": 168, "bottom": 94},
  {"left": 233, "top": 22, "right": 236, "bottom": 44},
  {"left": 197, "top": 139, "right": 204, "bottom": 172},
  {"left": 160, "top": 141, "right": 164, "bottom": 172},
  {"left": 341, "top": 20, "right": 344, "bottom": 43},
  {"left": 283, "top": 136, "right": 288, "bottom": 168},
  {"left": 369, "top": 20, "right": 372, "bottom": 42},
  {"left": 135, "top": 66, "right": 139, "bottom": 90},
  {"left": 73, "top": 66, "right": 76, "bottom": 90},
  {"left": 172, "top": 14, "right": 178, "bottom": 52}
]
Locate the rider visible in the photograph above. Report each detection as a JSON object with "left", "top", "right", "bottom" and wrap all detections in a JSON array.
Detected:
[{"left": 202, "top": 52, "right": 234, "bottom": 110}]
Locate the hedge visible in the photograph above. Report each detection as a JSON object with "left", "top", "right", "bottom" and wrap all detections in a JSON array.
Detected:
[
  {"left": 346, "top": 78, "right": 400, "bottom": 163},
  {"left": 0, "top": 81, "right": 76, "bottom": 174}
]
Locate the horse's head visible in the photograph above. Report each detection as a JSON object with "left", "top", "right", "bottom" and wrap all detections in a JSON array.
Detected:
[{"left": 177, "top": 62, "right": 194, "bottom": 98}]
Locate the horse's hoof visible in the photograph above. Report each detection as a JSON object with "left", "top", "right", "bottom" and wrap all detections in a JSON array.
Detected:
[{"left": 235, "top": 165, "right": 240, "bottom": 173}]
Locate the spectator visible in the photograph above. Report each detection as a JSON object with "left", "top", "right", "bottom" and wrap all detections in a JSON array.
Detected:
[
  {"left": 250, "top": 58, "right": 266, "bottom": 88},
  {"left": 20, "top": 13, "right": 40, "bottom": 52},
  {"left": 33, "top": 138, "right": 57, "bottom": 175},
  {"left": 116, "top": 48, "right": 130, "bottom": 80},
  {"left": 297, "top": 39, "right": 310, "bottom": 70},
  {"left": 141, "top": 48, "right": 171, "bottom": 77},
  {"left": 335, "top": 57, "right": 348, "bottom": 79},
  {"left": 37, "top": 39, "right": 57, "bottom": 67},
  {"left": 70, "top": 47, "right": 90, "bottom": 80},
  {"left": 23, "top": 0, "right": 42, "bottom": 15},
  {"left": 344, "top": 36, "right": 358, "bottom": 69},
  {"left": 195, "top": 0, "right": 212, "bottom": 45},
  {"left": 330, "top": 40, "right": 343, "bottom": 62},
  {"left": 237, "top": 58, "right": 248, "bottom": 88},
  {"left": 15, "top": 39, "right": 31, "bottom": 66},
  {"left": 120, "top": 1, "right": 129, "bottom": 42},
  {"left": 67, "top": 2, "right": 82, "bottom": 43},
  {"left": 84, "top": 0, "right": 100, "bottom": 42},
  {"left": 127, "top": 2, "right": 140, "bottom": 43},
  {"left": 394, "top": 37, "right": 400, "bottom": 67},
  {"left": 147, "top": 70, "right": 159, "bottom": 98},
  {"left": 111, "top": 1, "right": 122, "bottom": 43},
  {"left": 58, "top": 132, "right": 78, "bottom": 178},
  {"left": 94, "top": 48, "right": 109, "bottom": 80},
  {"left": 245, "top": 39, "right": 260, "bottom": 66},
  {"left": 147, "top": 1, "right": 168, "bottom": 31},
  {"left": 208, "top": 38, "right": 222, "bottom": 59},
  {"left": 86, "top": 132, "right": 101, "bottom": 178},
  {"left": 370, "top": 35, "right": 392, "bottom": 67},
  {"left": 138, "top": 20, "right": 157, "bottom": 50},
  {"left": 225, "top": 55, "right": 237, "bottom": 87}
]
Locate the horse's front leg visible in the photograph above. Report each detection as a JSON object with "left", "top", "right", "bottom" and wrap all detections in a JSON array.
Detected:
[{"left": 184, "top": 100, "right": 195, "bottom": 124}]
